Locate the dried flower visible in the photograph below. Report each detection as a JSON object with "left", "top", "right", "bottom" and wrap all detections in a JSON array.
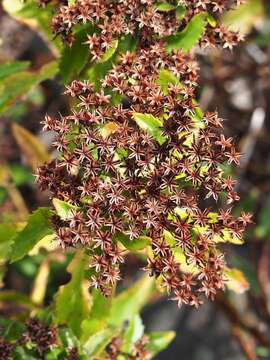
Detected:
[
  {"left": 37, "top": 0, "right": 251, "bottom": 306},
  {"left": 0, "top": 337, "right": 13, "bottom": 360},
  {"left": 24, "top": 318, "right": 57, "bottom": 354}
]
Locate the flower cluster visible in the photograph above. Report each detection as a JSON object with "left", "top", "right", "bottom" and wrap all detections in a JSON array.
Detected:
[
  {"left": 23, "top": 318, "right": 58, "bottom": 354},
  {"left": 49, "top": 0, "right": 244, "bottom": 49},
  {"left": 0, "top": 337, "right": 13, "bottom": 360},
  {"left": 105, "top": 335, "right": 150, "bottom": 360},
  {"left": 37, "top": 0, "right": 251, "bottom": 306}
]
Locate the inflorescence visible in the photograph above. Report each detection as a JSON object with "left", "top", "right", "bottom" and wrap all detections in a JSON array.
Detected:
[{"left": 37, "top": 0, "right": 251, "bottom": 307}]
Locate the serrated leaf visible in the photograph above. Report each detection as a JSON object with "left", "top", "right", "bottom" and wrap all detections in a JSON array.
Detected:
[
  {"left": 0, "top": 61, "right": 30, "bottom": 81},
  {"left": 122, "top": 314, "right": 144, "bottom": 353},
  {"left": 99, "top": 40, "right": 119, "bottom": 63},
  {"left": 114, "top": 232, "right": 151, "bottom": 251},
  {"left": 225, "top": 268, "right": 250, "bottom": 294},
  {"left": 223, "top": 0, "right": 264, "bottom": 34},
  {"left": 0, "top": 61, "right": 58, "bottom": 114},
  {"left": 147, "top": 331, "right": 175, "bottom": 357},
  {"left": 109, "top": 275, "right": 155, "bottom": 327},
  {"left": 132, "top": 112, "right": 165, "bottom": 145},
  {"left": 10, "top": 208, "right": 53, "bottom": 263},
  {"left": 59, "top": 25, "right": 92, "bottom": 83},
  {"left": 52, "top": 198, "right": 77, "bottom": 220},
  {"left": 12, "top": 123, "right": 50, "bottom": 171},
  {"left": 55, "top": 252, "right": 91, "bottom": 338},
  {"left": 166, "top": 13, "right": 207, "bottom": 52}
]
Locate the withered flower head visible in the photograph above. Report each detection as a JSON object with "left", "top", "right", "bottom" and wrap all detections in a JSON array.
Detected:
[
  {"left": 37, "top": 0, "right": 251, "bottom": 306},
  {"left": 25, "top": 318, "right": 57, "bottom": 354},
  {"left": 0, "top": 337, "right": 13, "bottom": 360}
]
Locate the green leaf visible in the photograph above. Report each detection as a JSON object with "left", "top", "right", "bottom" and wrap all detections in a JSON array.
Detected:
[
  {"left": 147, "top": 331, "right": 175, "bottom": 357},
  {"left": 99, "top": 40, "right": 119, "bottom": 63},
  {"left": 87, "top": 61, "right": 114, "bottom": 90},
  {"left": 83, "top": 328, "right": 115, "bottom": 357},
  {"left": 157, "top": 69, "right": 180, "bottom": 94},
  {"left": 13, "top": 347, "right": 36, "bottom": 360},
  {"left": 87, "top": 34, "right": 136, "bottom": 90},
  {"left": 55, "top": 252, "right": 91, "bottom": 338},
  {"left": 0, "top": 317, "right": 24, "bottom": 341},
  {"left": 109, "top": 275, "right": 155, "bottom": 327},
  {"left": 81, "top": 290, "right": 111, "bottom": 341},
  {"left": 166, "top": 13, "right": 207, "bottom": 52},
  {"left": 155, "top": 2, "right": 176, "bottom": 11},
  {"left": 0, "top": 61, "right": 30, "bottom": 81},
  {"left": 9, "top": 164, "right": 34, "bottom": 186},
  {"left": 132, "top": 112, "right": 166, "bottom": 145},
  {"left": 0, "top": 224, "right": 17, "bottom": 261},
  {"left": 59, "top": 25, "right": 92, "bottom": 83},
  {"left": 52, "top": 198, "right": 77, "bottom": 220},
  {"left": 114, "top": 233, "right": 151, "bottom": 251},
  {"left": 45, "top": 349, "right": 62, "bottom": 360},
  {"left": 10, "top": 208, "right": 53, "bottom": 263},
  {"left": 58, "top": 327, "right": 80, "bottom": 349},
  {"left": 0, "top": 61, "right": 58, "bottom": 114},
  {"left": 122, "top": 314, "right": 144, "bottom": 353},
  {"left": 176, "top": 5, "right": 186, "bottom": 21}
]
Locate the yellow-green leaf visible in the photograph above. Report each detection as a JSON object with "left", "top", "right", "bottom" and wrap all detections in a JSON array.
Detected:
[
  {"left": 52, "top": 198, "right": 77, "bottom": 220},
  {"left": 114, "top": 232, "right": 151, "bottom": 251},
  {"left": 132, "top": 112, "right": 165, "bottom": 145},
  {"left": 83, "top": 329, "right": 116, "bottom": 357},
  {"left": 122, "top": 314, "right": 144, "bottom": 353},
  {"left": 157, "top": 69, "right": 180, "bottom": 94},
  {"left": 225, "top": 268, "right": 250, "bottom": 294},
  {"left": 147, "top": 331, "right": 175, "bottom": 357},
  {"left": 155, "top": 2, "right": 176, "bottom": 11}
]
